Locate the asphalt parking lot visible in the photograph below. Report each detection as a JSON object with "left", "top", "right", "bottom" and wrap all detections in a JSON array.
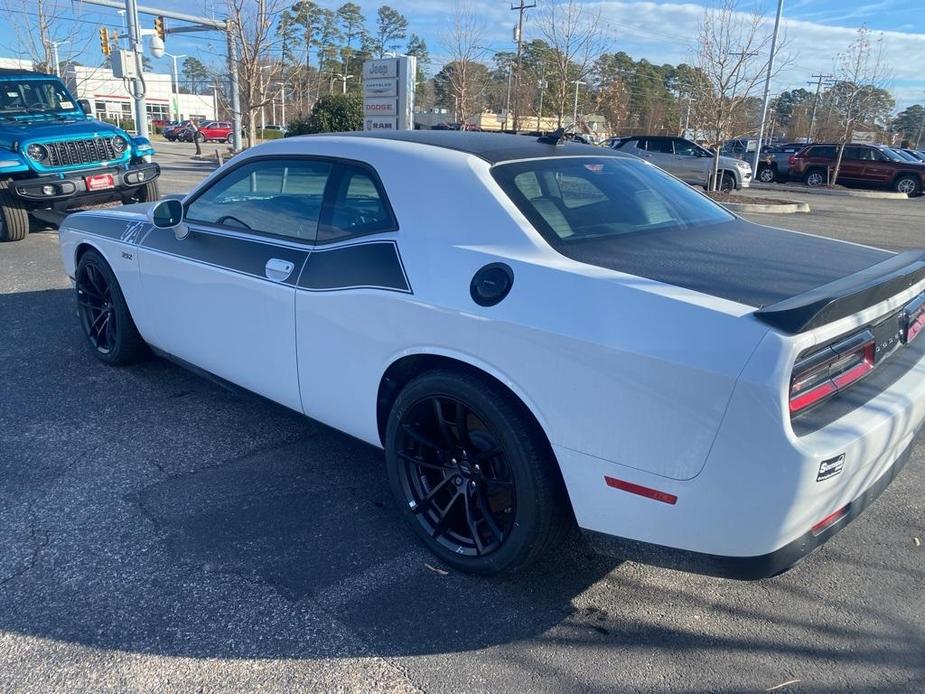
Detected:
[{"left": 1, "top": 140, "right": 923, "bottom": 693}]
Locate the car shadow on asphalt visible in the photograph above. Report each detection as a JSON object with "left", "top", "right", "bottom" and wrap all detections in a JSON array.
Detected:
[{"left": 1, "top": 287, "right": 924, "bottom": 691}]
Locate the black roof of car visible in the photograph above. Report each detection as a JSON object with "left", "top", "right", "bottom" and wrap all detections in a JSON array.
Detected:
[{"left": 333, "top": 130, "right": 628, "bottom": 164}]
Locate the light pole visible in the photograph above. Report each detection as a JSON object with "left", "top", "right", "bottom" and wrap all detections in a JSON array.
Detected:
[
  {"left": 51, "top": 40, "right": 68, "bottom": 77},
  {"left": 752, "top": 0, "right": 785, "bottom": 173},
  {"left": 273, "top": 82, "right": 287, "bottom": 127},
  {"left": 572, "top": 80, "right": 584, "bottom": 128},
  {"left": 334, "top": 73, "right": 354, "bottom": 94},
  {"left": 163, "top": 52, "right": 186, "bottom": 121}
]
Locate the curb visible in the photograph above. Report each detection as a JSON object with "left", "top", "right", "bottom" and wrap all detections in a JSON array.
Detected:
[
  {"left": 722, "top": 200, "right": 811, "bottom": 214},
  {"left": 750, "top": 182, "right": 908, "bottom": 200}
]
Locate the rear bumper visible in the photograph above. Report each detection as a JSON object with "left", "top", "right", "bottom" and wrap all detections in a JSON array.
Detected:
[
  {"left": 9, "top": 162, "right": 160, "bottom": 207},
  {"left": 583, "top": 421, "right": 919, "bottom": 579}
]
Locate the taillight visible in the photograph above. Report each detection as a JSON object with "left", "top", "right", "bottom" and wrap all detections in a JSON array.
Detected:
[
  {"left": 904, "top": 295, "right": 925, "bottom": 343},
  {"left": 789, "top": 330, "right": 876, "bottom": 415},
  {"left": 789, "top": 155, "right": 797, "bottom": 166}
]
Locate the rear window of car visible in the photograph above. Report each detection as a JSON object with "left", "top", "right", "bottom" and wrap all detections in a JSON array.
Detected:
[{"left": 491, "top": 156, "right": 734, "bottom": 246}]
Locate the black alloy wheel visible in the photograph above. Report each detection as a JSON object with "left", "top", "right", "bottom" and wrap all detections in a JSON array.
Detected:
[
  {"left": 396, "top": 394, "right": 516, "bottom": 558},
  {"left": 76, "top": 261, "right": 117, "bottom": 354},
  {"left": 74, "top": 249, "right": 146, "bottom": 365},
  {"left": 385, "top": 370, "right": 572, "bottom": 574}
]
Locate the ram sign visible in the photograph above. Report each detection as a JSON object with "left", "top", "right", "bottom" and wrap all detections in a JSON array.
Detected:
[{"left": 362, "top": 56, "right": 416, "bottom": 131}]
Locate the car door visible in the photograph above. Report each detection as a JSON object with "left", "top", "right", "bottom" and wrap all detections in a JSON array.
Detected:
[
  {"left": 294, "top": 161, "right": 406, "bottom": 438},
  {"left": 137, "top": 157, "right": 334, "bottom": 412},
  {"left": 638, "top": 138, "right": 678, "bottom": 176},
  {"left": 671, "top": 138, "right": 710, "bottom": 185},
  {"left": 838, "top": 146, "right": 867, "bottom": 182}
]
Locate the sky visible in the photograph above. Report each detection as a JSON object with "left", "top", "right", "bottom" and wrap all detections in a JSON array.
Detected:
[{"left": 1, "top": 0, "right": 923, "bottom": 111}]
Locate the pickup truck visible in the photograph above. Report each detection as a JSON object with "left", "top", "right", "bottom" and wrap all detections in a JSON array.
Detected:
[{"left": 0, "top": 68, "right": 160, "bottom": 242}]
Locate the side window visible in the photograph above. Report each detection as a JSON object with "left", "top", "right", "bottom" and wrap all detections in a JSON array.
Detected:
[
  {"left": 674, "top": 140, "right": 699, "bottom": 156},
  {"left": 318, "top": 164, "right": 396, "bottom": 243},
  {"left": 633, "top": 138, "right": 647, "bottom": 151},
  {"left": 185, "top": 158, "right": 332, "bottom": 241},
  {"left": 647, "top": 139, "right": 674, "bottom": 154},
  {"left": 809, "top": 146, "right": 836, "bottom": 159}
]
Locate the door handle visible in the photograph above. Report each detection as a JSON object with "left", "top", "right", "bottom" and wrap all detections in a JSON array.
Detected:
[{"left": 265, "top": 258, "right": 294, "bottom": 282}]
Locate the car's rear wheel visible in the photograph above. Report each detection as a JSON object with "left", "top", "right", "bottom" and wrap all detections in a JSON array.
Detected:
[
  {"left": 75, "top": 249, "right": 146, "bottom": 365},
  {"left": 804, "top": 168, "right": 827, "bottom": 187},
  {"left": 385, "top": 369, "right": 571, "bottom": 575},
  {"left": 0, "top": 181, "right": 30, "bottom": 242},
  {"left": 225, "top": 133, "right": 233, "bottom": 144},
  {"left": 894, "top": 174, "right": 922, "bottom": 196}
]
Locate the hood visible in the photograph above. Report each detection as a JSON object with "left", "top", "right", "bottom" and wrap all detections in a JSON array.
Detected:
[
  {"left": 719, "top": 154, "right": 751, "bottom": 169},
  {"left": 0, "top": 117, "right": 123, "bottom": 150},
  {"left": 551, "top": 218, "right": 892, "bottom": 309}
]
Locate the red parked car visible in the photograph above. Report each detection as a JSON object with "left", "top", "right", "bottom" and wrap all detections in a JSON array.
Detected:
[
  {"left": 789, "top": 143, "right": 925, "bottom": 196},
  {"left": 194, "top": 121, "right": 235, "bottom": 143}
]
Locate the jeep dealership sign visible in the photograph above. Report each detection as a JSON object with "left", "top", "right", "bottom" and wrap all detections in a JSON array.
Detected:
[{"left": 362, "top": 56, "right": 416, "bottom": 131}]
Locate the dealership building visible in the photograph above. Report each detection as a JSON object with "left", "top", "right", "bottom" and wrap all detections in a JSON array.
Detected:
[{"left": 62, "top": 65, "right": 216, "bottom": 125}]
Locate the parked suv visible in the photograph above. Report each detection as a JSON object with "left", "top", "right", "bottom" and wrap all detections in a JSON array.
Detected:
[
  {"left": 611, "top": 136, "right": 752, "bottom": 191},
  {"left": 789, "top": 143, "right": 925, "bottom": 196},
  {"left": 194, "top": 121, "right": 234, "bottom": 143},
  {"left": 0, "top": 69, "right": 159, "bottom": 242}
]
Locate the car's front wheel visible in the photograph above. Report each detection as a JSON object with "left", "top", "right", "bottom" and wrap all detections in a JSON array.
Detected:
[
  {"left": 0, "top": 181, "right": 30, "bottom": 242},
  {"left": 75, "top": 249, "right": 147, "bottom": 365},
  {"left": 385, "top": 369, "right": 571, "bottom": 575}
]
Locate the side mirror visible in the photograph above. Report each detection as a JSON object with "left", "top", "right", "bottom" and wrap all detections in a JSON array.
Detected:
[
  {"left": 77, "top": 99, "right": 92, "bottom": 115},
  {"left": 147, "top": 199, "right": 188, "bottom": 240}
]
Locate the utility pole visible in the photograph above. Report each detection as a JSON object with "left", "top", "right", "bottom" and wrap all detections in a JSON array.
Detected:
[
  {"left": 915, "top": 102, "right": 925, "bottom": 149},
  {"left": 226, "top": 23, "right": 242, "bottom": 150},
  {"left": 807, "top": 73, "right": 833, "bottom": 141},
  {"left": 124, "top": 0, "right": 148, "bottom": 137},
  {"left": 751, "top": 0, "right": 784, "bottom": 173},
  {"left": 537, "top": 73, "right": 547, "bottom": 133},
  {"left": 572, "top": 80, "right": 584, "bottom": 129},
  {"left": 510, "top": 0, "right": 535, "bottom": 133}
]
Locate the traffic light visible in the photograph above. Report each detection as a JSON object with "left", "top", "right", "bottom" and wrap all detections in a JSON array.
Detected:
[
  {"left": 99, "top": 27, "right": 110, "bottom": 56},
  {"left": 154, "top": 16, "right": 166, "bottom": 41}
]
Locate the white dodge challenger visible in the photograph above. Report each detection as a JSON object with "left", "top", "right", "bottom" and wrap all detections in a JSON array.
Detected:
[{"left": 58, "top": 131, "right": 925, "bottom": 578}]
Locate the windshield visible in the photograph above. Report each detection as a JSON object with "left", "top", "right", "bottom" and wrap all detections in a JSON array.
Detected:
[
  {"left": 881, "top": 148, "right": 907, "bottom": 162},
  {"left": 492, "top": 156, "right": 735, "bottom": 247},
  {"left": 0, "top": 79, "right": 81, "bottom": 116}
]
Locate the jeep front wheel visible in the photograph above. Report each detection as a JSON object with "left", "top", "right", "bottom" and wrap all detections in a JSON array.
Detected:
[{"left": 0, "top": 181, "right": 30, "bottom": 242}]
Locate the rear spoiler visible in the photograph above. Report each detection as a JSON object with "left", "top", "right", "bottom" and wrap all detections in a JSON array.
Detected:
[{"left": 755, "top": 250, "right": 925, "bottom": 334}]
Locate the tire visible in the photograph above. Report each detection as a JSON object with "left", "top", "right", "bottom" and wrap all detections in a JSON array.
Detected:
[
  {"left": 123, "top": 179, "right": 159, "bottom": 205},
  {"left": 719, "top": 171, "right": 736, "bottom": 192},
  {"left": 225, "top": 133, "right": 233, "bottom": 144},
  {"left": 384, "top": 369, "right": 572, "bottom": 575},
  {"left": 0, "top": 181, "right": 30, "bottom": 242},
  {"left": 804, "top": 168, "right": 827, "bottom": 187},
  {"left": 74, "top": 249, "right": 147, "bottom": 366},
  {"left": 757, "top": 164, "right": 776, "bottom": 183},
  {"left": 894, "top": 174, "right": 922, "bottom": 196}
]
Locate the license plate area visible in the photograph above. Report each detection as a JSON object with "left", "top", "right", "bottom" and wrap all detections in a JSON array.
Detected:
[
  {"left": 85, "top": 173, "right": 115, "bottom": 191},
  {"left": 871, "top": 312, "right": 904, "bottom": 363}
]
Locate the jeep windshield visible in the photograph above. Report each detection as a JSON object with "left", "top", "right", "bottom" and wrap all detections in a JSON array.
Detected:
[{"left": 0, "top": 79, "right": 82, "bottom": 118}]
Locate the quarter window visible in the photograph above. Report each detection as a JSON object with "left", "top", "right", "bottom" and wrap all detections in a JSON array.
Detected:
[
  {"left": 185, "top": 159, "right": 333, "bottom": 241},
  {"left": 318, "top": 165, "right": 396, "bottom": 243}
]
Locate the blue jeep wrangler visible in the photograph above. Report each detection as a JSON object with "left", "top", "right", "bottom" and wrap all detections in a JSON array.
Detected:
[{"left": 0, "top": 69, "right": 159, "bottom": 242}]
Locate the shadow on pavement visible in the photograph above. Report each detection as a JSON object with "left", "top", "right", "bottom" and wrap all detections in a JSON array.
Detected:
[{"left": 0, "top": 287, "right": 923, "bottom": 694}]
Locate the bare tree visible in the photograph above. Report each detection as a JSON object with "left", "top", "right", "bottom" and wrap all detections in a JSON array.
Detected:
[
  {"left": 693, "top": 0, "right": 774, "bottom": 190},
  {"left": 828, "top": 26, "right": 893, "bottom": 185},
  {"left": 439, "top": 2, "right": 489, "bottom": 126},
  {"left": 1, "top": 0, "right": 91, "bottom": 75},
  {"left": 226, "top": 0, "right": 286, "bottom": 147},
  {"left": 535, "top": 0, "right": 606, "bottom": 128}
]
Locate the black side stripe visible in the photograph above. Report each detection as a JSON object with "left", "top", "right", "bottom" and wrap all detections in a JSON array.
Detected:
[
  {"left": 141, "top": 226, "right": 309, "bottom": 287},
  {"left": 65, "top": 214, "right": 153, "bottom": 244},
  {"left": 298, "top": 240, "right": 411, "bottom": 293}
]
